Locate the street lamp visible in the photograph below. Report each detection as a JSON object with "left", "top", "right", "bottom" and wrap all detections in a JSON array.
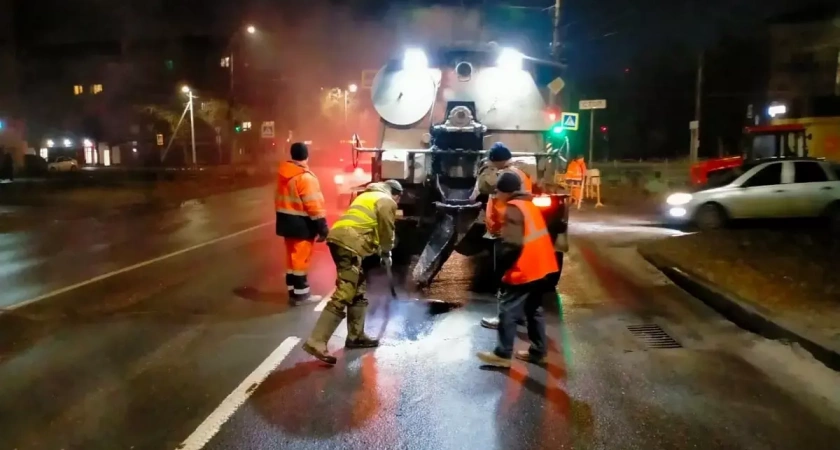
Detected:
[
  {"left": 344, "top": 83, "right": 358, "bottom": 129},
  {"left": 225, "top": 24, "right": 257, "bottom": 163},
  {"left": 182, "top": 85, "right": 197, "bottom": 166}
]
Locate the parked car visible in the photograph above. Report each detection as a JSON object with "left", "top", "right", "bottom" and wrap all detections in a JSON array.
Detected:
[
  {"left": 664, "top": 158, "right": 840, "bottom": 231},
  {"left": 47, "top": 156, "right": 79, "bottom": 172}
]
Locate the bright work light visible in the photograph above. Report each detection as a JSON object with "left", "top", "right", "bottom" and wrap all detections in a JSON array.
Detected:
[
  {"left": 403, "top": 48, "right": 428, "bottom": 70},
  {"left": 497, "top": 48, "right": 523, "bottom": 70}
]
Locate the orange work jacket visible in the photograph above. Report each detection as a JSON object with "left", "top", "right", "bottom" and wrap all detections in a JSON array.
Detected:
[
  {"left": 275, "top": 161, "right": 327, "bottom": 239},
  {"left": 486, "top": 166, "right": 533, "bottom": 236},
  {"left": 502, "top": 199, "right": 560, "bottom": 285},
  {"left": 565, "top": 159, "right": 586, "bottom": 182}
]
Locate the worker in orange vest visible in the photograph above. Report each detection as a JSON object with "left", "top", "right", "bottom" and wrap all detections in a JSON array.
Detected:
[
  {"left": 275, "top": 142, "right": 329, "bottom": 306},
  {"left": 472, "top": 142, "right": 534, "bottom": 330},
  {"left": 471, "top": 142, "right": 534, "bottom": 237},
  {"left": 565, "top": 154, "right": 587, "bottom": 203},
  {"left": 476, "top": 171, "right": 561, "bottom": 368}
]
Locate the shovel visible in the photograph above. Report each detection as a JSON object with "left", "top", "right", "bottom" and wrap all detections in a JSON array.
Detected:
[{"left": 383, "top": 257, "right": 398, "bottom": 298}]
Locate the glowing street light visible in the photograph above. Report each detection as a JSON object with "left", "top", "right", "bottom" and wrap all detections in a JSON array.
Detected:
[
  {"left": 62, "top": 138, "right": 72, "bottom": 147},
  {"left": 246, "top": 25, "right": 256, "bottom": 34},
  {"left": 348, "top": 83, "right": 358, "bottom": 93},
  {"left": 181, "top": 85, "right": 191, "bottom": 94}
]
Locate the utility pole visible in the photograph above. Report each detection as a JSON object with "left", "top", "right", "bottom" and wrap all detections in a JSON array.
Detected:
[
  {"left": 549, "top": 0, "right": 563, "bottom": 108},
  {"left": 188, "top": 91, "right": 197, "bottom": 166},
  {"left": 690, "top": 50, "right": 704, "bottom": 163},
  {"left": 551, "top": 0, "right": 562, "bottom": 61}
]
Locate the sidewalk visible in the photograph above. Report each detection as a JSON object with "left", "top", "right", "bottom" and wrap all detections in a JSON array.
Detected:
[{"left": 639, "top": 229, "right": 840, "bottom": 371}]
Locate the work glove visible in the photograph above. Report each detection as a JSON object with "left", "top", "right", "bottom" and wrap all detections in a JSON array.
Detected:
[
  {"left": 315, "top": 219, "right": 329, "bottom": 243},
  {"left": 379, "top": 251, "right": 392, "bottom": 268}
]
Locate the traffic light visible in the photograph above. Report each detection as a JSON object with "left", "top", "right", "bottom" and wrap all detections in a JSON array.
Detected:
[
  {"left": 600, "top": 126, "right": 608, "bottom": 133},
  {"left": 0, "top": 120, "right": 4, "bottom": 131},
  {"left": 234, "top": 121, "right": 242, "bottom": 133},
  {"left": 550, "top": 123, "right": 565, "bottom": 136}
]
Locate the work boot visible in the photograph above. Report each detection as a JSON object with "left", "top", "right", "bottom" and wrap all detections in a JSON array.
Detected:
[
  {"left": 345, "top": 304, "right": 380, "bottom": 349},
  {"left": 480, "top": 316, "right": 526, "bottom": 330},
  {"left": 302, "top": 308, "right": 345, "bottom": 365},
  {"left": 476, "top": 351, "right": 512, "bottom": 368},
  {"left": 291, "top": 293, "right": 322, "bottom": 307},
  {"left": 514, "top": 350, "right": 547, "bottom": 366}
]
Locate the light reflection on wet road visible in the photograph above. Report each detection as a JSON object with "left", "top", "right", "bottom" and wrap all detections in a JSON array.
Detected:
[{"left": 1, "top": 183, "right": 839, "bottom": 449}]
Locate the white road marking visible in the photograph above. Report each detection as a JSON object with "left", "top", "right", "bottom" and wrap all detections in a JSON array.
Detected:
[
  {"left": 314, "top": 289, "right": 335, "bottom": 311},
  {"left": 7, "top": 221, "right": 273, "bottom": 311},
  {"left": 175, "top": 336, "right": 301, "bottom": 450}
]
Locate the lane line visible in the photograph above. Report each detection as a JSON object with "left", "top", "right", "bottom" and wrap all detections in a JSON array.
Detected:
[
  {"left": 314, "top": 289, "right": 335, "bottom": 311},
  {"left": 176, "top": 336, "right": 301, "bottom": 450},
  {"left": 6, "top": 221, "right": 273, "bottom": 311}
]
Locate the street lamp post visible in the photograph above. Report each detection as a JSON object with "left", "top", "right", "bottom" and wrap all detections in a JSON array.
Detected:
[
  {"left": 225, "top": 24, "right": 256, "bottom": 164},
  {"left": 344, "top": 83, "right": 358, "bottom": 130},
  {"left": 182, "top": 85, "right": 197, "bottom": 166}
]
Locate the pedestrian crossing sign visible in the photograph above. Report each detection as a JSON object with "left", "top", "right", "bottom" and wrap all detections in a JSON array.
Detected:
[{"left": 560, "top": 112, "right": 579, "bottom": 131}]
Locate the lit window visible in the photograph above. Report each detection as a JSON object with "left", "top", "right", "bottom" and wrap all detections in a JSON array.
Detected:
[
  {"left": 92, "top": 84, "right": 103, "bottom": 94},
  {"left": 220, "top": 57, "right": 230, "bottom": 68},
  {"left": 73, "top": 85, "right": 83, "bottom": 95},
  {"left": 242, "top": 121, "right": 252, "bottom": 130}
]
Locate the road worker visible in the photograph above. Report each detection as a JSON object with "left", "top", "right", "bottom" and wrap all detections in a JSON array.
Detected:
[
  {"left": 302, "top": 179, "right": 402, "bottom": 365},
  {"left": 477, "top": 172, "right": 561, "bottom": 368},
  {"left": 471, "top": 142, "right": 533, "bottom": 330},
  {"left": 274, "top": 142, "right": 329, "bottom": 306},
  {"left": 470, "top": 142, "right": 533, "bottom": 237},
  {"left": 565, "top": 154, "right": 587, "bottom": 204}
]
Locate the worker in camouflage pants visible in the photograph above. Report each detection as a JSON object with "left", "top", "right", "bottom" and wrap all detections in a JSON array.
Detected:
[{"left": 302, "top": 180, "right": 402, "bottom": 365}]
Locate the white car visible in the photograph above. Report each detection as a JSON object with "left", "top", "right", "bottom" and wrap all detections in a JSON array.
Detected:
[
  {"left": 665, "top": 158, "right": 840, "bottom": 230},
  {"left": 48, "top": 156, "right": 79, "bottom": 172}
]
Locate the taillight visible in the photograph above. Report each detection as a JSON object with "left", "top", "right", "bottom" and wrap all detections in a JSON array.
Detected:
[{"left": 532, "top": 195, "right": 552, "bottom": 208}]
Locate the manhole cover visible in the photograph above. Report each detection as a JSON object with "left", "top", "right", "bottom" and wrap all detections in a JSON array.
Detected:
[{"left": 627, "top": 324, "right": 682, "bottom": 349}]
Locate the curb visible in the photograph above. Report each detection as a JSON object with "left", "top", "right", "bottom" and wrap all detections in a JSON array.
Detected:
[{"left": 639, "top": 249, "right": 840, "bottom": 372}]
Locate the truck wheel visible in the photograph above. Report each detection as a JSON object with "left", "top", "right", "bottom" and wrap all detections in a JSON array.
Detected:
[{"left": 695, "top": 203, "right": 726, "bottom": 230}]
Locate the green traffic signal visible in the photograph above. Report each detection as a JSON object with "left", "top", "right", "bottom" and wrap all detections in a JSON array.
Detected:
[{"left": 550, "top": 124, "right": 564, "bottom": 135}]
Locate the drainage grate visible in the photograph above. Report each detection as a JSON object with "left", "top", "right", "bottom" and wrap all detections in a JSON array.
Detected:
[{"left": 627, "top": 324, "right": 682, "bottom": 349}]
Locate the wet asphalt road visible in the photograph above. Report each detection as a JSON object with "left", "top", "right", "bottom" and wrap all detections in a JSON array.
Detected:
[{"left": 2, "top": 187, "right": 840, "bottom": 449}]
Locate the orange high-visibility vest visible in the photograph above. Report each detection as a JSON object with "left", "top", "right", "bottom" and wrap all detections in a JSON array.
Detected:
[
  {"left": 486, "top": 166, "right": 533, "bottom": 236},
  {"left": 502, "top": 199, "right": 559, "bottom": 285},
  {"left": 566, "top": 159, "right": 586, "bottom": 182},
  {"left": 275, "top": 161, "right": 326, "bottom": 221}
]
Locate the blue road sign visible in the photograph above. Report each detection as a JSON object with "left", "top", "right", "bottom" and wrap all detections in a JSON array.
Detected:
[{"left": 560, "top": 112, "right": 579, "bottom": 131}]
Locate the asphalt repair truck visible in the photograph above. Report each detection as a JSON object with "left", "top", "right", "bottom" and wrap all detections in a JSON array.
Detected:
[{"left": 344, "top": 43, "right": 570, "bottom": 299}]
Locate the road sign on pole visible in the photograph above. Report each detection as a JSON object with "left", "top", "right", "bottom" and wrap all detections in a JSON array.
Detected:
[
  {"left": 261, "top": 121, "right": 275, "bottom": 139},
  {"left": 560, "top": 112, "right": 579, "bottom": 131},
  {"left": 579, "top": 99, "right": 607, "bottom": 110},
  {"left": 579, "top": 100, "right": 607, "bottom": 163},
  {"left": 547, "top": 77, "right": 565, "bottom": 95}
]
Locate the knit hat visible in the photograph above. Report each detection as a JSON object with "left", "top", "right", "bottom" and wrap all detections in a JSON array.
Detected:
[
  {"left": 487, "top": 142, "right": 512, "bottom": 162},
  {"left": 495, "top": 171, "right": 522, "bottom": 193},
  {"left": 290, "top": 142, "right": 309, "bottom": 161},
  {"left": 384, "top": 179, "right": 403, "bottom": 195}
]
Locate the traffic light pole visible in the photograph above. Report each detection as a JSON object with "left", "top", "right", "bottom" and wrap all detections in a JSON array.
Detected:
[{"left": 588, "top": 109, "right": 595, "bottom": 163}]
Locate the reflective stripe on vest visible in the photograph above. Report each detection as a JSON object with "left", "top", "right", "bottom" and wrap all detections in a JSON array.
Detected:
[
  {"left": 486, "top": 166, "right": 533, "bottom": 234},
  {"left": 332, "top": 190, "right": 390, "bottom": 244},
  {"left": 502, "top": 199, "right": 559, "bottom": 285},
  {"left": 275, "top": 164, "right": 326, "bottom": 219}
]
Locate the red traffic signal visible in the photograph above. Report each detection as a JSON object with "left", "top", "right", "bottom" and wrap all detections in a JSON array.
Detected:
[
  {"left": 546, "top": 106, "right": 560, "bottom": 122},
  {"left": 599, "top": 126, "right": 608, "bottom": 133}
]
